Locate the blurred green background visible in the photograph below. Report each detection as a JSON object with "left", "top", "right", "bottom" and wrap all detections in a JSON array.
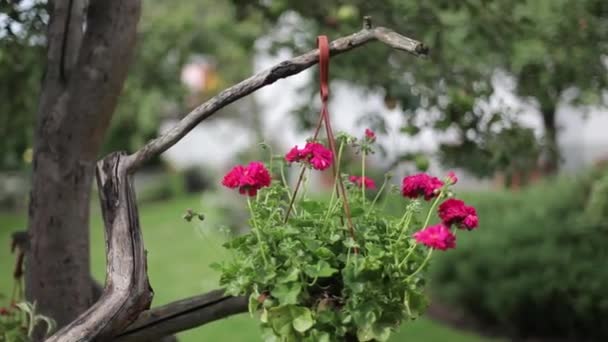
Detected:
[{"left": 1, "top": 0, "right": 608, "bottom": 340}]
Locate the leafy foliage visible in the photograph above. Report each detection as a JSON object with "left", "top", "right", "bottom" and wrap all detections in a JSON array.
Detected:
[
  {"left": 213, "top": 133, "right": 472, "bottom": 341},
  {"left": 0, "top": 0, "right": 46, "bottom": 170},
  {"left": 431, "top": 169, "right": 608, "bottom": 340},
  {"left": 234, "top": 0, "right": 608, "bottom": 175},
  {"left": 0, "top": 300, "right": 56, "bottom": 341},
  {"left": 0, "top": 0, "right": 263, "bottom": 169}
]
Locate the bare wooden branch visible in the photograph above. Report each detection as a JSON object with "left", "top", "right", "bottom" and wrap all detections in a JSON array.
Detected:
[
  {"left": 114, "top": 290, "right": 247, "bottom": 341},
  {"left": 27, "top": 0, "right": 141, "bottom": 335},
  {"left": 52, "top": 19, "right": 427, "bottom": 341},
  {"left": 126, "top": 25, "right": 428, "bottom": 171},
  {"left": 46, "top": 153, "right": 152, "bottom": 341}
]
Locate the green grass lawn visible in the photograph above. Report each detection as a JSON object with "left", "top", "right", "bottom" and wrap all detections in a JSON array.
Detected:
[{"left": 0, "top": 194, "right": 495, "bottom": 341}]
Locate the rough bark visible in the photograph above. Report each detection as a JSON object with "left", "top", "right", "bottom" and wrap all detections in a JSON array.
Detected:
[
  {"left": 26, "top": 0, "right": 91, "bottom": 331},
  {"left": 26, "top": 0, "right": 141, "bottom": 339},
  {"left": 47, "top": 153, "right": 153, "bottom": 342}
]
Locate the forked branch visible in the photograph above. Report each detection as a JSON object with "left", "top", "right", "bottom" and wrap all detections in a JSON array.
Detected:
[
  {"left": 126, "top": 20, "right": 427, "bottom": 171},
  {"left": 51, "top": 18, "right": 428, "bottom": 341}
]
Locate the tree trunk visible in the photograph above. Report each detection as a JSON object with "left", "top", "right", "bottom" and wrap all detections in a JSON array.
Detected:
[
  {"left": 25, "top": 0, "right": 141, "bottom": 339},
  {"left": 540, "top": 106, "right": 559, "bottom": 175},
  {"left": 26, "top": 0, "right": 91, "bottom": 330}
]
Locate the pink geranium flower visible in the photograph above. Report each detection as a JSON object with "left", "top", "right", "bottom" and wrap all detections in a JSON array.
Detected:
[
  {"left": 284, "top": 142, "right": 333, "bottom": 171},
  {"left": 413, "top": 224, "right": 456, "bottom": 251},
  {"left": 285, "top": 146, "right": 301, "bottom": 163},
  {"left": 438, "top": 198, "right": 479, "bottom": 230},
  {"left": 221, "top": 161, "right": 271, "bottom": 196},
  {"left": 348, "top": 175, "right": 377, "bottom": 189},
  {"left": 365, "top": 128, "right": 376, "bottom": 142},
  {"left": 447, "top": 171, "right": 458, "bottom": 185},
  {"left": 401, "top": 173, "right": 444, "bottom": 200}
]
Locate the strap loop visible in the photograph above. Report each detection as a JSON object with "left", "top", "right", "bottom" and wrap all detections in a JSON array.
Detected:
[{"left": 317, "top": 35, "right": 330, "bottom": 101}]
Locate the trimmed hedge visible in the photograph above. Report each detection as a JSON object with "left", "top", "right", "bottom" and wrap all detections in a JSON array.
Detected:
[{"left": 431, "top": 170, "right": 608, "bottom": 341}]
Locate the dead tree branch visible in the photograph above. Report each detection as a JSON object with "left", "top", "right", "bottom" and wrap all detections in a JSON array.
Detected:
[
  {"left": 47, "top": 153, "right": 152, "bottom": 341},
  {"left": 126, "top": 22, "right": 427, "bottom": 171},
  {"left": 114, "top": 290, "right": 247, "bottom": 341},
  {"left": 52, "top": 18, "right": 427, "bottom": 341}
]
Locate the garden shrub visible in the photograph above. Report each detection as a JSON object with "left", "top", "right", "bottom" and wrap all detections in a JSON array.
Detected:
[{"left": 431, "top": 169, "right": 608, "bottom": 341}]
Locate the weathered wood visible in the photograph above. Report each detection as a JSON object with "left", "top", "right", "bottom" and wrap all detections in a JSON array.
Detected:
[
  {"left": 115, "top": 290, "right": 247, "bottom": 341},
  {"left": 46, "top": 153, "right": 152, "bottom": 341},
  {"left": 26, "top": 0, "right": 141, "bottom": 338},
  {"left": 125, "top": 23, "right": 427, "bottom": 171},
  {"left": 53, "top": 18, "right": 427, "bottom": 341}
]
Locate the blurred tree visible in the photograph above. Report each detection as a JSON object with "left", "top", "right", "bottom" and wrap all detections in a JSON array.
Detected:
[
  {"left": 0, "top": 0, "right": 262, "bottom": 336},
  {"left": 233, "top": 0, "right": 608, "bottom": 177},
  {"left": 0, "top": 0, "right": 46, "bottom": 170},
  {"left": 104, "top": 0, "right": 264, "bottom": 155},
  {"left": 0, "top": 0, "right": 264, "bottom": 170}
]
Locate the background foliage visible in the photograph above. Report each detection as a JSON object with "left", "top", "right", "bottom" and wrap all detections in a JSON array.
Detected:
[
  {"left": 233, "top": 0, "right": 608, "bottom": 176},
  {"left": 431, "top": 168, "right": 608, "bottom": 340},
  {"left": 0, "top": 0, "right": 263, "bottom": 170}
]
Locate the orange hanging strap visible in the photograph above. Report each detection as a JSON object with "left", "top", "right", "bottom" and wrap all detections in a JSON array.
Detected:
[
  {"left": 284, "top": 36, "right": 358, "bottom": 251},
  {"left": 317, "top": 35, "right": 330, "bottom": 102},
  {"left": 316, "top": 36, "right": 358, "bottom": 250}
]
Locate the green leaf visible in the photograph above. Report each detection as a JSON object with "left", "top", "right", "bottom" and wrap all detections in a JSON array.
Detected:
[
  {"left": 357, "top": 323, "right": 392, "bottom": 342},
  {"left": 260, "top": 308, "right": 269, "bottom": 323},
  {"left": 314, "top": 247, "right": 334, "bottom": 259},
  {"left": 262, "top": 327, "right": 280, "bottom": 342},
  {"left": 248, "top": 293, "right": 260, "bottom": 316},
  {"left": 329, "top": 233, "right": 341, "bottom": 242},
  {"left": 291, "top": 306, "right": 314, "bottom": 333},
  {"left": 313, "top": 331, "right": 331, "bottom": 342},
  {"left": 304, "top": 260, "right": 337, "bottom": 278},
  {"left": 316, "top": 260, "right": 338, "bottom": 277},
  {"left": 267, "top": 306, "right": 295, "bottom": 336},
  {"left": 272, "top": 283, "right": 301, "bottom": 305},
  {"left": 278, "top": 267, "right": 300, "bottom": 283}
]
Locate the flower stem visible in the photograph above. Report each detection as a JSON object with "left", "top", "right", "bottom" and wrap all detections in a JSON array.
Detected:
[
  {"left": 406, "top": 249, "right": 433, "bottom": 281},
  {"left": 247, "top": 197, "right": 268, "bottom": 266},
  {"left": 280, "top": 162, "right": 293, "bottom": 204},
  {"left": 284, "top": 165, "right": 306, "bottom": 223},
  {"left": 396, "top": 211, "right": 413, "bottom": 244},
  {"left": 422, "top": 192, "right": 444, "bottom": 230},
  {"left": 367, "top": 175, "right": 388, "bottom": 215},
  {"left": 398, "top": 242, "right": 417, "bottom": 268},
  {"left": 361, "top": 150, "right": 366, "bottom": 205},
  {"left": 267, "top": 145, "right": 274, "bottom": 176},
  {"left": 326, "top": 141, "right": 345, "bottom": 217}
]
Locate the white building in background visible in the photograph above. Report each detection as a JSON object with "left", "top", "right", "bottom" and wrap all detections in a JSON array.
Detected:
[{"left": 160, "top": 50, "right": 608, "bottom": 187}]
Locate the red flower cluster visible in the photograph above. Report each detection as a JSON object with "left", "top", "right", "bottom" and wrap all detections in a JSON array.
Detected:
[
  {"left": 0, "top": 307, "right": 12, "bottom": 316},
  {"left": 401, "top": 173, "right": 444, "bottom": 200},
  {"left": 364, "top": 128, "right": 376, "bottom": 142},
  {"left": 285, "top": 142, "right": 333, "bottom": 171},
  {"left": 413, "top": 224, "right": 456, "bottom": 251},
  {"left": 348, "top": 175, "right": 376, "bottom": 189},
  {"left": 438, "top": 198, "right": 479, "bottom": 230},
  {"left": 221, "top": 161, "right": 271, "bottom": 196}
]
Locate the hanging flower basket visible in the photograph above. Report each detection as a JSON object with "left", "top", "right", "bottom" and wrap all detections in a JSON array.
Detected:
[{"left": 213, "top": 36, "right": 479, "bottom": 342}]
